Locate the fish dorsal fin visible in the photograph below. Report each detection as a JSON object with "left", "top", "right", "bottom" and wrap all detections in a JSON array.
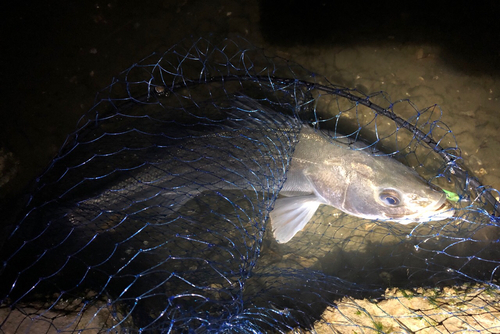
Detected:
[{"left": 270, "top": 194, "right": 321, "bottom": 243}]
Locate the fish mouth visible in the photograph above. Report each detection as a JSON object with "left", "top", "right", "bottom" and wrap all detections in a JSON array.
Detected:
[
  {"left": 435, "top": 200, "right": 452, "bottom": 212},
  {"left": 434, "top": 194, "right": 454, "bottom": 212},
  {"left": 420, "top": 194, "right": 455, "bottom": 221}
]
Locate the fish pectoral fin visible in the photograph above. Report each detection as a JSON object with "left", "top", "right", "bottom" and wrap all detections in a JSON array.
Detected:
[{"left": 270, "top": 195, "right": 321, "bottom": 244}]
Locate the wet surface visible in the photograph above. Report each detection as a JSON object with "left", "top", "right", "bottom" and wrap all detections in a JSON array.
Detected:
[{"left": 1, "top": 1, "right": 499, "bottom": 332}]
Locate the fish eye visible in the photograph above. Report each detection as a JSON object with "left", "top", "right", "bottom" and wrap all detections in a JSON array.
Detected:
[{"left": 379, "top": 190, "right": 401, "bottom": 206}]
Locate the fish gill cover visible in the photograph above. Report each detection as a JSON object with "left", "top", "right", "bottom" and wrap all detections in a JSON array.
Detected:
[{"left": 0, "top": 36, "right": 499, "bottom": 333}]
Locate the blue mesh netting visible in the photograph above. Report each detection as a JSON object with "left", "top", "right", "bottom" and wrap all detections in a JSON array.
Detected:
[{"left": 1, "top": 36, "right": 499, "bottom": 333}]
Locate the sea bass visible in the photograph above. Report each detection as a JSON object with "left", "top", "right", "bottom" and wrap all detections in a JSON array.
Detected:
[
  {"left": 60, "top": 96, "right": 454, "bottom": 245},
  {"left": 270, "top": 125, "right": 454, "bottom": 243}
]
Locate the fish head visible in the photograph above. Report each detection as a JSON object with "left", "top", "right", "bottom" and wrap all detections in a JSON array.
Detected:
[{"left": 340, "top": 154, "right": 454, "bottom": 224}]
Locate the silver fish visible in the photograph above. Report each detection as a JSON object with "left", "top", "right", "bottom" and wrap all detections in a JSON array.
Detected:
[
  {"left": 64, "top": 96, "right": 454, "bottom": 244},
  {"left": 271, "top": 125, "right": 454, "bottom": 243}
]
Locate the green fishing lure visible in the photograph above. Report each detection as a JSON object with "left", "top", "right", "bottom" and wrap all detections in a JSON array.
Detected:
[{"left": 443, "top": 189, "right": 460, "bottom": 203}]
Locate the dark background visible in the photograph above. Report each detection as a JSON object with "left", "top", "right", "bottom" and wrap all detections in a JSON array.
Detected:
[{"left": 1, "top": 0, "right": 499, "bottom": 207}]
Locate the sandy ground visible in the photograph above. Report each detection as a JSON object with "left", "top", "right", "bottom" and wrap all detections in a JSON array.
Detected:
[{"left": 309, "top": 284, "right": 500, "bottom": 333}]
